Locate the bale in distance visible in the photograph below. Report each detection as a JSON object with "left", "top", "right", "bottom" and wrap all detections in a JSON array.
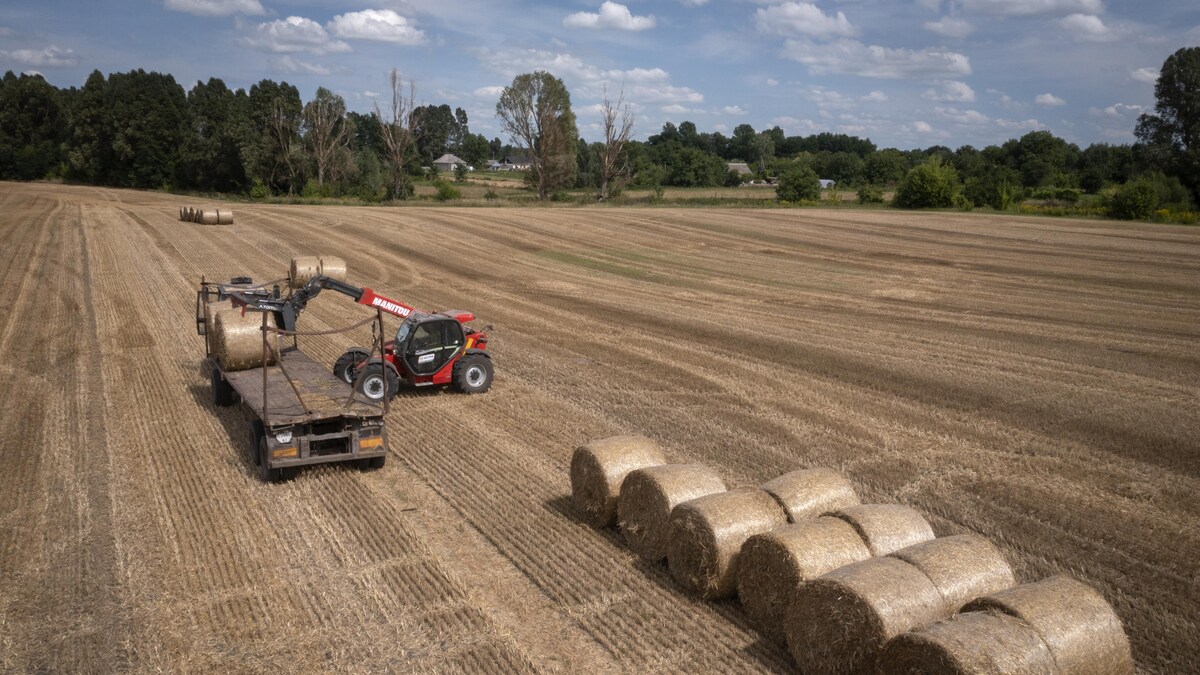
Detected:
[
  {"left": 290, "top": 256, "right": 322, "bottom": 288},
  {"left": 618, "top": 464, "right": 726, "bottom": 561},
  {"left": 211, "top": 308, "right": 280, "bottom": 372},
  {"left": 737, "top": 516, "right": 872, "bottom": 643},
  {"left": 667, "top": 488, "right": 787, "bottom": 599},
  {"left": 889, "top": 534, "right": 1015, "bottom": 614},
  {"left": 830, "top": 504, "right": 935, "bottom": 556},
  {"left": 216, "top": 208, "right": 234, "bottom": 225},
  {"left": 319, "top": 255, "right": 347, "bottom": 282},
  {"left": 964, "top": 575, "right": 1133, "bottom": 675},
  {"left": 570, "top": 435, "right": 667, "bottom": 528},
  {"left": 879, "top": 610, "right": 1057, "bottom": 674},
  {"left": 199, "top": 209, "right": 219, "bottom": 225},
  {"left": 787, "top": 556, "right": 947, "bottom": 674},
  {"left": 179, "top": 207, "right": 185, "bottom": 221},
  {"left": 761, "top": 468, "right": 860, "bottom": 522}
]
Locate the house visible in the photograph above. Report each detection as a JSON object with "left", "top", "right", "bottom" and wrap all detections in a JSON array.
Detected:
[
  {"left": 433, "top": 153, "right": 466, "bottom": 173},
  {"left": 727, "top": 162, "right": 753, "bottom": 176},
  {"left": 819, "top": 179, "right": 836, "bottom": 189},
  {"left": 502, "top": 152, "right": 533, "bottom": 171},
  {"left": 485, "top": 159, "right": 502, "bottom": 170}
]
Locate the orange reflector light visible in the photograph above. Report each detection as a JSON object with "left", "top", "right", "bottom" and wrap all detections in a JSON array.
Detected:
[
  {"left": 360, "top": 437, "right": 383, "bottom": 449},
  {"left": 272, "top": 446, "right": 298, "bottom": 459}
]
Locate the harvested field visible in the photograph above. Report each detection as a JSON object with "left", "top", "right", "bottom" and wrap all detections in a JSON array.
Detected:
[{"left": 0, "top": 181, "right": 1198, "bottom": 672}]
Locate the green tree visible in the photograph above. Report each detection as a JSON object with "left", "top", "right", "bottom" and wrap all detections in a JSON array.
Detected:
[
  {"left": 247, "top": 79, "right": 303, "bottom": 194},
  {"left": 495, "top": 71, "right": 578, "bottom": 199},
  {"left": 413, "top": 103, "right": 456, "bottom": 165},
  {"left": 864, "top": 149, "right": 908, "bottom": 186},
  {"left": 776, "top": 164, "right": 821, "bottom": 202},
  {"left": 964, "top": 166, "right": 1023, "bottom": 211},
  {"left": 894, "top": 159, "right": 961, "bottom": 208},
  {"left": 1107, "top": 179, "right": 1158, "bottom": 220},
  {"left": 179, "top": 78, "right": 248, "bottom": 192},
  {"left": 0, "top": 72, "right": 65, "bottom": 180},
  {"left": 1135, "top": 47, "right": 1200, "bottom": 204},
  {"left": 302, "top": 87, "right": 349, "bottom": 186}
]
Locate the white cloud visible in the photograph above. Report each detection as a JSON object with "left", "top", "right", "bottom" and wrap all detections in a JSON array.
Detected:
[
  {"left": 680, "top": 0, "right": 708, "bottom": 5},
  {"left": 272, "top": 55, "right": 331, "bottom": 76},
  {"left": 924, "top": 16, "right": 974, "bottom": 38},
  {"left": 246, "top": 16, "right": 351, "bottom": 55},
  {"left": 661, "top": 104, "right": 703, "bottom": 114},
  {"left": 755, "top": 3, "right": 858, "bottom": 39},
  {"left": 1091, "top": 102, "right": 1146, "bottom": 118},
  {"left": 958, "top": 0, "right": 1103, "bottom": 16},
  {"left": 723, "top": 105, "right": 747, "bottom": 114},
  {"left": 0, "top": 26, "right": 13, "bottom": 37},
  {"left": 862, "top": 90, "right": 888, "bottom": 102},
  {"left": 772, "top": 116, "right": 820, "bottom": 133},
  {"left": 805, "top": 86, "right": 856, "bottom": 109},
  {"left": 564, "top": 2, "right": 656, "bottom": 31},
  {"left": 781, "top": 39, "right": 970, "bottom": 79},
  {"left": 1131, "top": 67, "right": 1158, "bottom": 84},
  {"left": 164, "top": 0, "right": 264, "bottom": 16},
  {"left": 1060, "top": 13, "right": 1116, "bottom": 41},
  {"left": 925, "top": 80, "right": 976, "bottom": 102},
  {"left": 1035, "top": 92, "right": 1066, "bottom": 106},
  {"left": 473, "top": 85, "right": 505, "bottom": 98},
  {"left": 935, "top": 106, "right": 990, "bottom": 124},
  {"left": 766, "top": 78, "right": 779, "bottom": 86},
  {"left": 328, "top": 10, "right": 426, "bottom": 45},
  {"left": 476, "top": 48, "right": 703, "bottom": 106},
  {"left": 913, "top": 121, "right": 934, "bottom": 133},
  {"left": 0, "top": 45, "right": 80, "bottom": 67}
]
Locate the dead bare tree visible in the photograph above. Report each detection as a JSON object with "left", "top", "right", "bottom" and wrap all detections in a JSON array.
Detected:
[
  {"left": 267, "top": 97, "right": 302, "bottom": 194},
  {"left": 374, "top": 69, "right": 417, "bottom": 199},
  {"left": 303, "top": 87, "right": 350, "bottom": 186},
  {"left": 598, "top": 84, "right": 634, "bottom": 201}
]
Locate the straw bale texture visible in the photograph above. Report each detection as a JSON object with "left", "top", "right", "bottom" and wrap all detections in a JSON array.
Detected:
[
  {"left": 290, "top": 256, "right": 322, "bottom": 288},
  {"left": 964, "top": 575, "right": 1133, "bottom": 675},
  {"left": 570, "top": 435, "right": 667, "bottom": 527},
  {"left": 761, "top": 468, "right": 860, "bottom": 522},
  {"left": 178, "top": 207, "right": 184, "bottom": 221},
  {"left": 199, "top": 209, "right": 219, "bottom": 225},
  {"left": 890, "top": 535, "right": 1015, "bottom": 614},
  {"left": 830, "top": 504, "right": 935, "bottom": 556},
  {"left": 737, "top": 516, "right": 872, "bottom": 643},
  {"left": 211, "top": 308, "right": 279, "bottom": 372},
  {"left": 787, "top": 556, "right": 947, "bottom": 674},
  {"left": 216, "top": 209, "right": 234, "bottom": 225},
  {"left": 617, "top": 464, "right": 726, "bottom": 561},
  {"left": 319, "top": 256, "right": 347, "bottom": 282},
  {"left": 666, "top": 488, "right": 787, "bottom": 599},
  {"left": 879, "top": 610, "right": 1056, "bottom": 674},
  {"left": 202, "top": 300, "right": 226, "bottom": 353}
]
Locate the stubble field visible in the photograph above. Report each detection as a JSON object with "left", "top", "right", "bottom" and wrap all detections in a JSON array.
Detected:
[{"left": 0, "top": 181, "right": 1197, "bottom": 673}]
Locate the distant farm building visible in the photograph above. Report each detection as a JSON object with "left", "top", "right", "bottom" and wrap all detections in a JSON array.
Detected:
[
  {"left": 727, "top": 162, "right": 753, "bottom": 177},
  {"left": 433, "top": 153, "right": 467, "bottom": 173},
  {"left": 819, "top": 179, "right": 836, "bottom": 189}
]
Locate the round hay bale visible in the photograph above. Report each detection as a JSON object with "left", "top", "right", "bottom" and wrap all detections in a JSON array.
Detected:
[
  {"left": 179, "top": 207, "right": 185, "bottom": 221},
  {"left": 570, "top": 435, "right": 667, "bottom": 528},
  {"left": 964, "top": 575, "right": 1133, "bottom": 675},
  {"left": 830, "top": 504, "right": 935, "bottom": 556},
  {"left": 889, "top": 535, "right": 1015, "bottom": 614},
  {"left": 216, "top": 208, "right": 234, "bottom": 225},
  {"left": 737, "top": 516, "right": 872, "bottom": 643},
  {"left": 319, "top": 255, "right": 347, "bottom": 282},
  {"left": 787, "top": 556, "right": 947, "bottom": 674},
  {"left": 667, "top": 488, "right": 787, "bottom": 599},
  {"left": 617, "top": 464, "right": 726, "bottom": 561},
  {"left": 290, "top": 256, "right": 322, "bottom": 288},
  {"left": 761, "top": 468, "right": 860, "bottom": 522},
  {"left": 879, "top": 610, "right": 1057, "bottom": 674},
  {"left": 211, "top": 309, "right": 279, "bottom": 372},
  {"left": 199, "top": 209, "right": 219, "bottom": 225}
]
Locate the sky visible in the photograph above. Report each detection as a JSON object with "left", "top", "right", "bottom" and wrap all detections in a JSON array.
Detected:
[{"left": 1, "top": 1, "right": 1197, "bottom": 149}]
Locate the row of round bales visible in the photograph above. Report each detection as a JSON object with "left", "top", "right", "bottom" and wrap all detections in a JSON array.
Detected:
[
  {"left": 179, "top": 206, "right": 234, "bottom": 224},
  {"left": 203, "top": 255, "right": 347, "bottom": 372},
  {"left": 570, "top": 435, "right": 1133, "bottom": 674}
]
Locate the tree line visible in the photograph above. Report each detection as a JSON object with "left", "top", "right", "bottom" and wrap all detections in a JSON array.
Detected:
[{"left": 0, "top": 47, "right": 1197, "bottom": 216}]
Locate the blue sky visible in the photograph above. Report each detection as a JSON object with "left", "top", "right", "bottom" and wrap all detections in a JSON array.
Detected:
[{"left": 1, "top": 1, "right": 1197, "bottom": 149}]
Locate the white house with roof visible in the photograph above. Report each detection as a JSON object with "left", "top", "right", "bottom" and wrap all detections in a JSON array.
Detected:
[{"left": 433, "top": 153, "right": 467, "bottom": 173}]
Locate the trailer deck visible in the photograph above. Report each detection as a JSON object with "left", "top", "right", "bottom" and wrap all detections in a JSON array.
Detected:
[{"left": 224, "top": 347, "right": 380, "bottom": 424}]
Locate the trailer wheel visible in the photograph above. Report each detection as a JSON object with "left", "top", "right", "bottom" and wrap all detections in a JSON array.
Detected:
[
  {"left": 356, "top": 364, "right": 397, "bottom": 402},
  {"left": 333, "top": 348, "right": 370, "bottom": 385},
  {"left": 248, "top": 421, "right": 264, "bottom": 466},
  {"left": 452, "top": 354, "right": 493, "bottom": 394},
  {"left": 366, "top": 455, "right": 386, "bottom": 470},
  {"left": 212, "top": 368, "right": 237, "bottom": 406},
  {"left": 256, "top": 435, "right": 282, "bottom": 482}
]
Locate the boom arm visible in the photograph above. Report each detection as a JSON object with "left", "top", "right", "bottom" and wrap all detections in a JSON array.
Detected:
[{"left": 231, "top": 274, "right": 419, "bottom": 331}]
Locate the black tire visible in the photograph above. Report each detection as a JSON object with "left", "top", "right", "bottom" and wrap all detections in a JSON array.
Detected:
[
  {"left": 248, "top": 420, "right": 264, "bottom": 466},
  {"left": 256, "top": 434, "right": 282, "bottom": 482},
  {"left": 333, "top": 348, "right": 370, "bottom": 385},
  {"left": 452, "top": 354, "right": 493, "bottom": 394},
  {"left": 212, "top": 367, "right": 236, "bottom": 407},
  {"left": 366, "top": 455, "right": 386, "bottom": 470},
  {"left": 355, "top": 363, "right": 398, "bottom": 402}
]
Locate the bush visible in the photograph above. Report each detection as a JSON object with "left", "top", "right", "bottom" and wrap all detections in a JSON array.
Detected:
[
  {"left": 776, "top": 165, "right": 821, "bottom": 202},
  {"left": 434, "top": 181, "right": 461, "bottom": 201},
  {"left": 454, "top": 163, "right": 468, "bottom": 182},
  {"left": 724, "top": 169, "right": 745, "bottom": 187},
  {"left": 857, "top": 185, "right": 884, "bottom": 204},
  {"left": 1107, "top": 180, "right": 1158, "bottom": 220},
  {"left": 484, "top": 188, "right": 499, "bottom": 201},
  {"left": 249, "top": 178, "right": 270, "bottom": 200},
  {"left": 894, "top": 159, "right": 961, "bottom": 209}
]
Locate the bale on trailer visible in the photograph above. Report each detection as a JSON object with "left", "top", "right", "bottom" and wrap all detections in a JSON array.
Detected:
[
  {"left": 290, "top": 256, "right": 322, "bottom": 288},
  {"left": 964, "top": 575, "right": 1133, "bottom": 675},
  {"left": 319, "top": 256, "right": 347, "bottom": 282},
  {"left": 889, "top": 535, "right": 1015, "bottom": 614},
  {"left": 830, "top": 504, "right": 935, "bottom": 556},
  {"left": 618, "top": 464, "right": 726, "bottom": 561},
  {"left": 879, "top": 610, "right": 1057, "bottom": 674},
  {"left": 570, "top": 435, "right": 667, "bottom": 527},
  {"left": 761, "top": 468, "right": 859, "bottom": 522},
  {"left": 199, "top": 209, "right": 219, "bottom": 225},
  {"left": 216, "top": 209, "right": 234, "bottom": 225},
  {"left": 737, "top": 516, "right": 872, "bottom": 643},
  {"left": 666, "top": 488, "right": 787, "bottom": 599},
  {"left": 211, "top": 308, "right": 279, "bottom": 372},
  {"left": 787, "top": 556, "right": 946, "bottom": 674},
  {"left": 202, "top": 300, "right": 227, "bottom": 352}
]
